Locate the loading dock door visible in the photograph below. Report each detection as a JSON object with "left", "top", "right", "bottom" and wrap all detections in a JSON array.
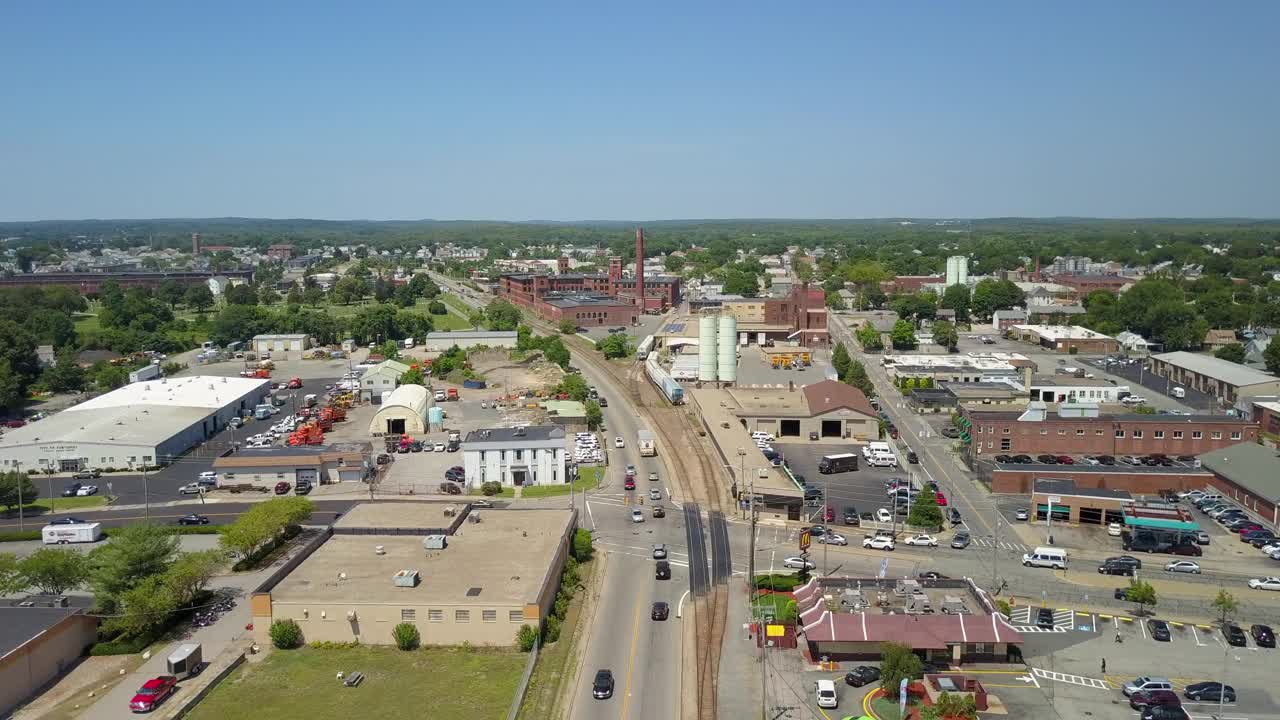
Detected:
[
  {"left": 296, "top": 468, "right": 319, "bottom": 485},
  {"left": 387, "top": 418, "right": 407, "bottom": 435},
  {"left": 821, "top": 420, "right": 842, "bottom": 438},
  {"left": 780, "top": 420, "right": 801, "bottom": 437}
]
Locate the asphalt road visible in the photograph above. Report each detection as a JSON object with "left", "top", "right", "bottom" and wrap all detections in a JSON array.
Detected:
[
  {"left": 0, "top": 499, "right": 356, "bottom": 531},
  {"left": 565, "top": 353, "right": 687, "bottom": 720}
]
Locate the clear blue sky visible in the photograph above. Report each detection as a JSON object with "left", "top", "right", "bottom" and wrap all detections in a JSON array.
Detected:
[{"left": 2, "top": 1, "right": 1277, "bottom": 221}]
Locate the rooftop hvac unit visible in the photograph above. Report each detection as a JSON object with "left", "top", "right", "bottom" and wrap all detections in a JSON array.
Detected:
[
  {"left": 374, "top": 545, "right": 386, "bottom": 555},
  {"left": 422, "top": 534, "right": 447, "bottom": 550},
  {"left": 393, "top": 569, "right": 420, "bottom": 587}
]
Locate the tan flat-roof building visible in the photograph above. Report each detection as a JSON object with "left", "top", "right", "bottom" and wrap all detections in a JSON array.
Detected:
[
  {"left": 725, "top": 379, "right": 879, "bottom": 442},
  {"left": 251, "top": 504, "right": 575, "bottom": 647}
]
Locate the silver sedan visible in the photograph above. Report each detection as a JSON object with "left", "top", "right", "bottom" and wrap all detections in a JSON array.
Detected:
[{"left": 1164, "top": 560, "right": 1201, "bottom": 574}]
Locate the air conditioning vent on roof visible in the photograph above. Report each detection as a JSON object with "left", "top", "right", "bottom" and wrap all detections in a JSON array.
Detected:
[{"left": 466, "top": 587, "right": 482, "bottom": 597}]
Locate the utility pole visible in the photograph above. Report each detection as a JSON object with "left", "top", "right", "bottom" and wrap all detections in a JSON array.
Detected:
[
  {"left": 992, "top": 514, "right": 1000, "bottom": 591},
  {"left": 16, "top": 462, "right": 24, "bottom": 531},
  {"left": 142, "top": 464, "right": 150, "bottom": 522},
  {"left": 823, "top": 472, "right": 830, "bottom": 573}
]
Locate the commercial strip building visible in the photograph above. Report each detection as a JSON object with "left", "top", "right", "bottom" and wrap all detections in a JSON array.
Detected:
[
  {"left": 462, "top": 426, "right": 568, "bottom": 488},
  {"left": 1197, "top": 442, "right": 1280, "bottom": 526},
  {"left": 359, "top": 359, "right": 411, "bottom": 403},
  {"left": 961, "top": 402, "right": 1257, "bottom": 464},
  {"left": 720, "top": 380, "right": 879, "bottom": 443},
  {"left": 0, "top": 598, "right": 99, "bottom": 716},
  {"left": 991, "top": 460, "right": 1213, "bottom": 494},
  {"left": 212, "top": 445, "right": 369, "bottom": 487},
  {"left": 0, "top": 376, "right": 270, "bottom": 473},
  {"left": 1028, "top": 375, "right": 1132, "bottom": 404},
  {"left": 251, "top": 503, "right": 576, "bottom": 647},
  {"left": 422, "top": 331, "right": 518, "bottom": 352},
  {"left": 881, "top": 353, "right": 1034, "bottom": 386},
  {"left": 692, "top": 387, "right": 803, "bottom": 520},
  {"left": 909, "top": 383, "right": 1026, "bottom": 412},
  {"left": 1009, "top": 324, "right": 1119, "bottom": 354},
  {"left": 369, "top": 384, "right": 431, "bottom": 436},
  {"left": 1028, "top": 478, "right": 1133, "bottom": 524},
  {"left": 1148, "top": 351, "right": 1280, "bottom": 408},
  {"left": 795, "top": 577, "right": 1024, "bottom": 664}
]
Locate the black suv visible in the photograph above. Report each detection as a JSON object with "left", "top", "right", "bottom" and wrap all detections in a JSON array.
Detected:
[
  {"left": 592, "top": 670, "right": 614, "bottom": 699},
  {"left": 61, "top": 483, "right": 82, "bottom": 497},
  {"left": 1148, "top": 619, "right": 1171, "bottom": 642},
  {"left": 655, "top": 561, "right": 671, "bottom": 580},
  {"left": 651, "top": 602, "right": 669, "bottom": 621},
  {"left": 906, "top": 450, "right": 919, "bottom": 464},
  {"left": 1036, "top": 608, "right": 1055, "bottom": 628},
  {"left": 843, "top": 508, "right": 859, "bottom": 526},
  {"left": 1224, "top": 624, "right": 1247, "bottom": 646}
]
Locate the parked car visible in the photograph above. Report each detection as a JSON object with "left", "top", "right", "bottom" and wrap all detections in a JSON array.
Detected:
[
  {"left": 843, "top": 508, "right": 859, "bottom": 526},
  {"left": 178, "top": 483, "right": 204, "bottom": 495},
  {"left": 951, "top": 531, "right": 971, "bottom": 549},
  {"left": 274, "top": 481, "right": 291, "bottom": 494},
  {"left": 72, "top": 469, "right": 101, "bottom": 479},
  {"left": 76, "top": 484, "right": 99, "bottom": 496},
  {"left": 1129, "top": 689, "right": 1180, "bottom": 710},
  {"left": 177, "top": 514, "right": 210, "bottom": 526},
  {"left": 876, "top": 508, "right": 892, "bottom": 523},
  {"left": 783, "top": 557, "right": 816, "bottom": 570},
  {"left": 1035, "top": 454, "right": 1058, "bottom": 464},
  {"left": 1148, "top": 620, "right": 1172, "bottom": 642},
  {"left": 1108, "top": 522, "right": 1123, "bottom": 536},
  {"left": 1054, "top": 455, "right": 1074, "bottom": 465},
  {"left": 61, "top": 483, "right": 82, "bottom": 497},
  {"left": 1014, "top": 508, "right": 1029, "bottom": 521},
  {"left": 1183, "top": 682, "right": 1235, "bottom": 702},
  {"left": 130, "top": 676, "right": 178, "bottom": 712},
  {"left": 1224, "top": 624, "right": 1247, "bottom": 646},
  {"left": 1195, "top": 531, "right": 1211, "bottom": 545},
  {"left": 844, "top": 666, "right": 881, "bottom": 687},
  {"left": 1250, "top": 623, "right": 1275, "bottom": 648},
  {"left": 1248, "top": 577, "right": 1280, "bottom": 591}
]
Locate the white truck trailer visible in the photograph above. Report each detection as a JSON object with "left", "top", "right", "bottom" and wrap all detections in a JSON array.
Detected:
[
  {"left": 638, "top": 429, "right": 657, "bottom": 457},
  {"left": 42, "top": 522, "right": 103, "bottom": 544}
]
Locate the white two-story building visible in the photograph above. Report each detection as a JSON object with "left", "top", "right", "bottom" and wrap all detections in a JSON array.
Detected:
[{"left": 463, "top": 426, "right": 568, "bottom": 488}]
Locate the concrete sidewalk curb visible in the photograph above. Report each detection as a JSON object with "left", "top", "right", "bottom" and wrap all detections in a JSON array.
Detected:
[{"left": 562, "top": 550, "right": 609, "bottom": 720}]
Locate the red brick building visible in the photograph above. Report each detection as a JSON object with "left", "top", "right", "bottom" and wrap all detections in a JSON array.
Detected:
[
  {"left": 1051, "top": 274, "right": 1134, "bottom": 297},
  {"left": 498, "top": 272, "right": 681, "bottom": 317},
  {"left": 963, "top": 407, "right": 1257, "bottom": 463},
  {"left": 879, "top": 275, "right": 943, "bottom": 294},
  {"left": 992, "top": 465, "right": 1213, "bottom": 494},
  {"left": 533, "top": 292, "right": 639, "bottom": 326},
  {"left": 266, "top": 244, "right": 296, "bottom": 261}
]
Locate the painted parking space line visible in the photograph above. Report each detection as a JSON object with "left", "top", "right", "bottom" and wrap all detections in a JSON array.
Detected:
[{"left": 1032, "top": 668, "right": 1110, "bottom": 690}]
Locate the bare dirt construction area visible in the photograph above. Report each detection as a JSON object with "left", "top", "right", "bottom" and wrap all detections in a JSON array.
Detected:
[{"left": 468, "top": 351, "right": 565, "bottom": 394}]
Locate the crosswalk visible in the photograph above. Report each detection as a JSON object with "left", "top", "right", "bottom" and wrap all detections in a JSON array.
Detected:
[
  {"left": 1032, "top": 667, "right": 1110, "bottom": 689},
  {"left": 970, "top": 536, "right": 1032, "bottom": 553}
]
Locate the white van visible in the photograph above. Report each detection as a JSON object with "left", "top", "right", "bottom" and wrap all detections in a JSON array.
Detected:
[
  {"left": 1172, "top": 387, "right": 1186, "bottom": 399},
  {"left": 1022, "top": 546, "right": 1067, "bottom": 570},
  {"left": 869, "top": 451, "right": 898, "bottom": 468},
  {"left": 815, "top": 679, "right": 838, "bottom": 709},
  {"left": 403, "top": 337, "right": 415, "bottom": 349}
]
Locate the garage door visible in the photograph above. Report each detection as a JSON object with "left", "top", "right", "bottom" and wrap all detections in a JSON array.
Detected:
[{"left": 296, "top": 468, "right": 320, "bottom": 485}]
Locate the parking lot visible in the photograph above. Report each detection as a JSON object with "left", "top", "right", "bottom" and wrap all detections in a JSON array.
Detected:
[{"left": 1082, "top": 356, "right": 1219, "bottom": 412}]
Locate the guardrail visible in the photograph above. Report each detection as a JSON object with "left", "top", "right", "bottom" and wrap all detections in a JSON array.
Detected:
[{"left": 506, "top": 635, "right": 540, "bottom": 720}]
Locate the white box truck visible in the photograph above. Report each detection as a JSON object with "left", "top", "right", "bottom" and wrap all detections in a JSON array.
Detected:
[
  {"left": 42, "top": 522, "right": 103, "bottom": 544},
  {"left": 638, "top": 430, "right": 657, "bottom": 457}
]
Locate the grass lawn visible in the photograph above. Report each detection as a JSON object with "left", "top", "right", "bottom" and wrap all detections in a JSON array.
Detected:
[
  {"left": 518, "top": 558, "right": 597, "bottom": 720},
  {"left": 187, "top": 646, "right": 527, "bottom": 720},
  {"left": 430, "top": 311, "right": 474, "bottom": 331},
  {"left": 520, "top": 472, "right": 599, "bottom": 498},
  {"left": 470, "top": 486, "right": 516, "bottom": 498},
  {"left": 22, "top": 495, "right": 109, "bottom": 512},
  {"left": 439, "top": 292, "right": 473, "bottom": 315}
]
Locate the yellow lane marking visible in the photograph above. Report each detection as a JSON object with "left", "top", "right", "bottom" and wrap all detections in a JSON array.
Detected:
[{"left": 618, "top": 593, "right": 644, "bottom": 720}]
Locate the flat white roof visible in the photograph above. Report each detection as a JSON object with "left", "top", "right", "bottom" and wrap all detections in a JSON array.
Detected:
[
  {"left": 70, "top": 376, "right": 269, "bottom": 412},
  {"left": 1013, "top": 324, "right": 1113, "bottom": 341},
  {"left": 883, "top": 354, "right": 1017, "bottom": 371},
  {"left": 0, "top": 405, "right": 211, "bottom": 450},
  {"left": 1152, "top": 351, "right": 1278, "bottom": 388}
]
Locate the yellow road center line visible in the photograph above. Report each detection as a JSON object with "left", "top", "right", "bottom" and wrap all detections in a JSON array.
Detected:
[{"left": 619, "top": 593, "right": 644, "bottom": 720}]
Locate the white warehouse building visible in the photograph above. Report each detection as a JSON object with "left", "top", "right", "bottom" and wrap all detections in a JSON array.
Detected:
[
  {"left": 0, "top": 376, "right": 270, "bottom": 474},
  {"left": 463, "top": 426, "right": 567, "bottom": 488}
]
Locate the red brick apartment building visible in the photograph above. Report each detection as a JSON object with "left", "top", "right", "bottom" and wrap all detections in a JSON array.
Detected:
[
  {"left": 498, "top": 272, "right": 680, "bottom": 315},
  {"left": 1051, "top": 274, "right": 1135, "bottom": 297},
  {"left": 962, "top": 407, "right": 1257, "bottom": 462}
]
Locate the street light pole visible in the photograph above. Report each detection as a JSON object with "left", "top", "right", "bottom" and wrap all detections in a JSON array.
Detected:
[
  {"left": 142, "top": 464, "right": 150, "bottom": 522},
  {"left": 16, "top": 462, "right": 23, "bottom": 531}
]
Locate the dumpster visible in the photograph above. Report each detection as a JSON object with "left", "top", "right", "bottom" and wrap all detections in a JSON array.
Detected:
[{"left": 167, "top": 643, "right": 203, "bottom": 677}]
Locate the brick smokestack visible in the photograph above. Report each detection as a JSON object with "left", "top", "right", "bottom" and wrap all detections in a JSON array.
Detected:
[
  {"left": 191, "top": 233, "right": 200, "bottom": 255},
  {"left": 557, "top": 255, "right": 569, "bottom": 274},
  {"left": 634, "top": 227, "right": 645, "bottom": 308}
]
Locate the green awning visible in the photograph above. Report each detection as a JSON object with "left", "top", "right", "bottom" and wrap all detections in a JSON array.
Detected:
[{"left": 1124, "top": 516, "right": 1199, "bottom": 532}]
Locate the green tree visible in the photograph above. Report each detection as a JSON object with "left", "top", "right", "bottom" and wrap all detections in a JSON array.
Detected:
[
  {"left": 157, "top": 279, "right": 186, "bottom": 308},
  {"left": 516, "top": 624, "right": 538, "bottom": 651},
  {"left": 557, "top": 373, "right": 590, "bottom": 402},
  {"left": 721, "top": 270, "right": 759, "bottom": 297},
  {"left": 184, "top": 284, "right": 214, "bottom": 313},
  {"left": 879, "top": 641, "right": 924, "bottom": 694},
  {"left": 596, "top": 333, "right": 630, "bottom": 359},
  {"left": 845, "top": 360, "right": 876, "bottom": 399},
  {"left": 585, "top": 400, "right": 603, "bottom": 430},
  {"left": 409, "top": 274, "right": 439, "bottom": 299},
  {"left": 162, "top": 549, "right": 226, "bottom": 608},
  {"left": 1266, "top": 336, "right": 1280, "bottom": 374},
  {"left": 258, "top": 284, "right": 280, "bottom": 305},
  {"left": 856, "top": 322, "right": 883, "bottom": 351},
  {"left": 285, "top": 285, "right": 304, "bottom": 305},
  {"left": 331, "top": 276, "right": 368, "bottom": 305},
  {"left": 393, "top": 284, "right": 417, "bottom": 308},
  {"left": 572, "top": 528, "right": 594, "bottom": 561},
  {"left": 376, "top": 340, "right": 401, "bottom": 361},
  {"left": 970, "top": 279, "right": 1023, "bottom": 319},
  {"left": 1214, "top": 343, "right": 1246, "bottom": 363},
  {"left": 393, "top": 622, "right": 421, "bottom": 650},
  {"left": 932, "top": 320, "right": 959, "bottom": 351},
  {"left": 428, "top": 300, "right": 448, "bottom": 315},
  {"left": 270, "top": 619, "right": 304, "bottom": 649},
  {"left": 0, "top": 320, "right": 41, "bottom": 407},
  {"left": 907, "top": 486, "right": 944, "bottom": 529},
  {"left": 303, "top": 285, "right": 326, "bottom": 307},
  {"left": 0, "top": 552, "right": 22, "bottom": 595},
  {"left": 824, "top": 290, "right": 846, "bottom": 310},
  {"left": 1124, "top": 579, "right": 1157, "bottom": 615},
  {"left": 485, "top": 299, "right": 522, "bottom": 331},
  {"left": 0, "top": 471, "right": 38, "bottom": 512},
  {"left": 558, "top": 318, "right": 578, "bottom": 334},
  {"left": 541, "top": 336, "right": 571, "bottom": 368},
  {"left": 400, "top": 367, "right": 426, "bottom": 386},
  {"left": 1212, "top": 589, "right": 1240, "bottom": 627},
  {"left": 219, "top": 497, "right": 313, "bottom": 560},
  {"left": 831, "top": 342, "right": 852, "bottom": 380},
  {"left": 93, "top": 363, "right": 129, "bottom": 391},
  {"left": 25, "top": 308, "right": 78, "bottom": 348},
  {"left": 41, "top": 351, "right": 86, "bottom": 392},
  {"left": 224, "top": 283, "right": 258, "bottom": 306},
  {"left": 940, "top": 284, "right": 971, "bottom": 322},
  {"left": 88, "top": 524, "right": 181, "bottom": 612},
  {"left": 107, "top": 575, "right": 178, "bottom": 639},
  {"left": 18, "top": 548, "right": 90, "bottom": 595},
  {"left": 890, "top": 319, "right": 918, "bottom": 350}
]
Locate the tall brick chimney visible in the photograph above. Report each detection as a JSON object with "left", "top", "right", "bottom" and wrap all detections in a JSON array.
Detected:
[
  {"left": 191, "top": 232, "right": 200, "bottom": 255},
  {"left": 557, "top": 255, "right": 569, "bottom": 274},
  {"left": 634, "top": 227, "right": 645, "bottom": 309}
]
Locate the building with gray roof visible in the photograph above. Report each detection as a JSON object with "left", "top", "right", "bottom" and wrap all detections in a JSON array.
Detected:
[
  {"left": 1198, "top": 442, "right": 1280, "bottom": 525},
  {"left": 1149, "top": 351, "right": 1280, "bottom": 408},
  {"left": 462, "top": 426, "right": 567, "bottom": 489}
]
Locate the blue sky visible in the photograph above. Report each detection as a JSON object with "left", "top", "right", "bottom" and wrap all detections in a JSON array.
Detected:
[{"left": 2, "top": 1, "right": 1277, "bottom": 221}]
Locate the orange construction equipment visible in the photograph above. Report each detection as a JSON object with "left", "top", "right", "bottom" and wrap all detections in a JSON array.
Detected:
[{"left": 287, "top": 422, "right": 324, "bottom": 446}]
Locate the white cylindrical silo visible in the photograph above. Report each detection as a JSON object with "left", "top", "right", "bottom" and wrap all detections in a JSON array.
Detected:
[
  {"left": 717, "top": 314, "right": 737, "bottom": 383},
  {"left": 698, "top": 313, "right": 718, "bottom": 381}
]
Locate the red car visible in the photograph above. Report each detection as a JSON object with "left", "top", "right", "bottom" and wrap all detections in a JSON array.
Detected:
[
  {"left": 935, "top": 492, "right": 948, "bottom": 506},
  {"left": 1237, "top": 524, "right": 1263, "bottom": 535},
  {"left": 1055, "top": 455, "right": 1075, "bottom": 465},
  {"left": 1128, "top": 689, "right": 1181, "bottom": 711},
  {"left": 4, "top": 419, "right": 25, "bottom": 429},
  {"left": 824, "top": 506, "right": 835, "bottom": 522},
  {"left": 624, "top": 478, "right": 635, "bottom": 490},
  {"left": 274, "top": 481, "right": 291, "bottom": 494},
  {"left": 130, "top": 676, "right": 177, "bottom": 712}
]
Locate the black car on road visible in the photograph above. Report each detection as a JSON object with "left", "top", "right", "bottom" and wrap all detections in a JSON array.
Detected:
[
  {"left": 1098, "top": 556, "right": 1142, "bottom": 576},
  {"left": 1036, "top": 608, "right": 1055, "bottom": 628},
  {"left": 592, "top": 670, "right": 615, "bottom": 699},
  {"left": 177, "top": 514, "right": 210, "bottom": 526},
  {"left": 845, "top": 666, "right": 881, "bottom": 687},
  {"left": 651, "top": 602, "right": 669, "bottom": 621},
  {"left": 655, "top": 560, "right": 671, "bottom": 580}
]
